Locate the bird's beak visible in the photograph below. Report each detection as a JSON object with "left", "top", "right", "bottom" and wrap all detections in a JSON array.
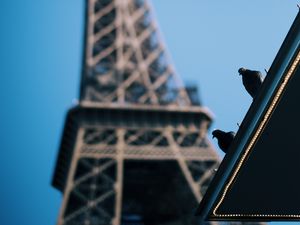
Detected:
[{"left": 212, "top": 135, "right": 215, "bottom": 139}]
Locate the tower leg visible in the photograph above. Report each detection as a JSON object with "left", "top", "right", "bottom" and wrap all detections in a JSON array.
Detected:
[{"left": 56, "top": 129, "right": 85, "bottom": 225}]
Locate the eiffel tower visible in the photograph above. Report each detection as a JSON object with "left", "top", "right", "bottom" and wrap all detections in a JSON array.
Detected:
[{"left": 52, "top": 1, "right": 265, "bottom": 225}]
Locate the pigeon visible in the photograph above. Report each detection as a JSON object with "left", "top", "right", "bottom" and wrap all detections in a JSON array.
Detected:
[
  {"left": 212, "top": 129, "right": 235, "bottom": 153},
  {"left": 238, "top": 67, "right": 263, "bottom": 99}
]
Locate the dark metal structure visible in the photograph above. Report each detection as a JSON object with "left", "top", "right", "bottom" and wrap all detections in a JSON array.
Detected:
[
  {"left": 196, "top": 10, "right": 300, "bottom": 223},
  {"left": 52, "top": 1, "right": 265, "bottom": 225}
]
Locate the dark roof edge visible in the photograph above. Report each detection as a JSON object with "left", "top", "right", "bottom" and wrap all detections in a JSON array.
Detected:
[{"left": 196, "top": 10, "right": 300, "bottom": 220}]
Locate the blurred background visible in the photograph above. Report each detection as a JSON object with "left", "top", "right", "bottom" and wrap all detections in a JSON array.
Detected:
[{"left": 0, "top": 0, "right": 299, "bottom": 224}]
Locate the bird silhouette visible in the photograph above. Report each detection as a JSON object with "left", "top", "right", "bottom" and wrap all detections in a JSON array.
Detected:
[
  {"left": 238, "top": 67, "right": 263, "bottom": 99},
  {"left": 212, "top": 129, "right": 235, "bottom": 153}
]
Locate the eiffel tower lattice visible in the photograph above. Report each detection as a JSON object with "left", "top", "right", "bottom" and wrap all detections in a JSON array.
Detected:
[{"left": 52, "top": 1, "right": 266, "bottom": 225}]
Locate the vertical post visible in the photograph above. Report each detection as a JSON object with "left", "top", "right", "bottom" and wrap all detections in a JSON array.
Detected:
[
  {"left": 116, "top": 0, "right": 125, "bottom": 103},
  {"left": 112, "top": 128, "right": 125, "bottom": 225}
]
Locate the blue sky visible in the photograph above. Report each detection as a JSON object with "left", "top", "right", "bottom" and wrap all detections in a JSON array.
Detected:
[{"left": 0, "top": 1, "right": 299, "bottom": 225}]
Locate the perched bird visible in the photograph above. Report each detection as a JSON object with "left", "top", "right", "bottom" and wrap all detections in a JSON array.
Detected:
[
  {"left": 238, "top": 67, "right": 263, "bottom": 99},
  {"left": 212, "top": 129, "right": 235, "bottom": 153}
]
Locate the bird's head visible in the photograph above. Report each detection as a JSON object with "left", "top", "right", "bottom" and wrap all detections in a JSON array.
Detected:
[
  {"left": 212, "top": 129, "right": 224, "bottom": 139},
  {"left": 238, "top": 67, "right": 247, "bottom": 76}
]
